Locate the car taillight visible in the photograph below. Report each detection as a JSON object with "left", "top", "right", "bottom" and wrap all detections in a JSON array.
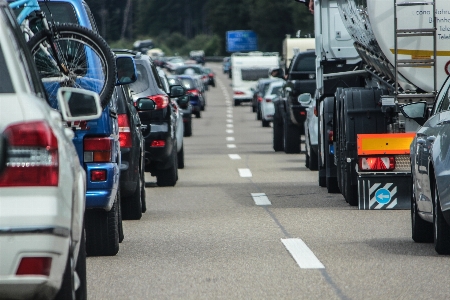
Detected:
[
  {"left": 257, "top": 96, "right": 263, "bottom": 102},
  {"left": 151, "top": 140, "right": 166, "bottom": 147},
  {"left": 265, "top": 98, "right": 272, "bottom": 103},
  {"left": 16, "top": 257, "right": 52, "bottom": 276},
  {"left": 300, "top": 111, "right": 306, "bottom": 116},
  {"left": 91, "top": 169, "right": 107, "bottom": 181},
  {"left": 118, "top": 114, "right": 132, "bottom": 148},
  {"left": 208, "top": 73, "right": 214, "bottom": 77},
  {"left": 234, "top": 91, "right": 245, "bottom": 95},
  {"left": 187, "top": 89, "right": 199, "bottom": 96},
  {"left": 84, "top": 137, "right": 113, "bottom": 162},
  {"left": 359, "top": 156, "right": 395, "bottom": 171},
  {"left": 0, "top": 121, "right": 58, "bottom": 187},
  {"left": 148, "top": 94, "right": 169, "bottom": 109}
]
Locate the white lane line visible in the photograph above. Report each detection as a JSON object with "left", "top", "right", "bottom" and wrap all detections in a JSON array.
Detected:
[
  {"left": 227, "top": 114, "right": 233, "bottom": 118},
  {"left": 251, "top": 193, "right": 271, "bottom": 206},
  {"left": 227, "top": 144, "right": 236, "bottom": 148},
  {"left": 228, "top": 154, "right": 241, "bottom": 160},
  {"left": 281, "top": 238, "right": 325, "bottom": 269},
  {"left": 226, "top": 129, "right": 234, "bottom": 134},
  {"left": 227, "top": 119, "right": 233, "bottom": 123},
  {"left": 226, "top": 137, "right": 235, "bottom": 141},
  {"left": 227, "top": 124, "right": 234, "bottom": 128},
  {"left": 238, "top": 168, "right": 252, "bottom": 177}
]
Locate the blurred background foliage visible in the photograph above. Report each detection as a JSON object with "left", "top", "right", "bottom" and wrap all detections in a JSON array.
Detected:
[{"left": 86, "top": 0, "right": 313, "bottom": 56}]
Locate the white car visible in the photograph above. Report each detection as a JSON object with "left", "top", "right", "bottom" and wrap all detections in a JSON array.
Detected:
[
  {"left": 298, "top": 93, "right": 319, "bottom": 170},
  {"left": 260, "top": 81, "right": 284, "bottom": 127},
  {"left": 0, "top": 4, "right": 101, "bottom": 299}
]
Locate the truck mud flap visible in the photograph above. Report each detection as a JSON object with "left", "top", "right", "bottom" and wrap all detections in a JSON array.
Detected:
[{"left": 358, "top": 173, "right": 410, "bottom": 210}]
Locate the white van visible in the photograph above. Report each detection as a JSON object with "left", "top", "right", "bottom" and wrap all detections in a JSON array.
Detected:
[{"left": 231, "top": 52, "right": 279, "bottom": 106}]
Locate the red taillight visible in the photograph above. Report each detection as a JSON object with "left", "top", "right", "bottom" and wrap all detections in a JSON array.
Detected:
[
  {"left": 91, "top": 169, "right": 107, "bottom": 181},
  {"left": 151, "top": 140, "right": 166, "bottom": 147},
  {"left": 314, "top": 106, "right": 318, "bottom": 117},
  {"left": 300, "top": 111, "right": 306, "bottom": 116},
  {"left": 234, "top": 91, "right": 245, "bottom": 95},
  {"left": 208, "top": 73, "right": 214, "bottom": 77},
  {"left": 359, "top": 156, "right": 395, "bottom": 171},
  {"left": 118, "top": 114, "right": 132, "bottom": 148},
  {"left": 148, "top": 94, "right": 169, "bottom": 109},
  {"left": 328, "top": 130, "right": 334, "bottom": 142},
  {"left": 0, "top": 121, "right": 58, "bottom": 187},
  {"left": 257, "top": 96, "right": 263, "bottom": 102},
  {"left": 84, "top": 137, "right": 113, "bottom": 162},
  {"left": 16, "top": 257, "right": 52, "bottom": 276},
  {"left": 187, "top": 89, "right": 199, "bottom": 96},
  {"left": 265, "top": 98, "right": 272, "bottom": 103}
]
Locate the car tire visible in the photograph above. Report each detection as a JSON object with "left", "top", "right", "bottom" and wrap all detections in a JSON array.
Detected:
[
  {"left": 195, "top": 111, "right": 201, "bottom": 118},
  {"left": 308, "top": 145, "right": 318, "bottom": 171},
  {"left": 118, "top": 192, "right": 124, "bottom": 242},
  {"left": 234, "top": 99, "right": 240, "bottom": 106},
  {"left": 121, "top": 177, "right": 142, "bottom": 220},
  {"left": 140, "top": 162, "right": 147, "bottom": 213},
  {"left": 411, "top": 177, "right": 433, "bottom": 243},
  {"left": 283, "top": 117, "right": 300, "bottom": 154},
  {"left": 156, "top": 147, "right": 178, "bottom": 187},
  {"left": 85, "top": 194, "right": 119, "bottom": 256},
  {"left": 257, "top": 106, "right": 262, "bottom": 121},
  {"left": 273, "top": 117, "right": 284, "bottom": 152},
  {"left": 178, "top": 144, "right": 185, "bottom": 169},
  {"left": 433, "top": 186, "right": 450, "bottom": 254},
  {"left": 252, "top": 105, "right": 256, "bottom": 113},
  {"left": 262, "top": 119, "right": 270, "bottom": 127},
  {"left": 184, "top": 120, "right": 192, "bottom": 137}
]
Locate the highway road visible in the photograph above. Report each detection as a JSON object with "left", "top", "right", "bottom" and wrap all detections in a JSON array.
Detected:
[{"left": 86, "top": 64, "right": 450, "bottom": 300}]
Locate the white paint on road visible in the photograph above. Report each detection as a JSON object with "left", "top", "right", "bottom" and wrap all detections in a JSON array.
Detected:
[
  {"left": 281, "top": 238, "right": 325, "bottom": 269},
  {"left": 227, "top": 144, "right": 236, "bottom": 148},
  {"left": 226, "top": 137, "right": 235, "bottom": 141},
  {"left": 251, "top": 193, "right": 271, "bottom": 206},
  {"left": 228, "top": 154, "right": 241, "bottom": 160},
  {"left": 227, "top": 114, "right": 233, "bottom": 118},
  {"left": 227, "top": 119, "right": 233, "bottom": 123},
  {"left": 238, "top": 168, "right": 252, "bottom": 177},
  {"left": 227, "top": 124, "right": 234, "bottom": 128},
  {"left": 226, "top": 129, "right": 234, "bottom": 134}
]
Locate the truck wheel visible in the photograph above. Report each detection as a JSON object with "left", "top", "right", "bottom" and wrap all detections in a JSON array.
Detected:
[
  {"left": 433, "top": 186, "right": 450, "bottom": 254},
  {"left": 319, "top": 167, "right": 326, "bottom": 187},
  {"left": 121, "top": 176, "right": 142, "bottom": 220},
  {"left": 411, "top": 177, "right": 432, "bottom": 243},
  {"left": 284, "top": 117, "right": 300, "bottom": 154},
  {"left": 178, "top": 144, "right": 185, "bottom": 169},
  {"left": 157, "top": 147, "right": 178, "bottom": 187},
  {"left": 85, "top": 194, "right": 119, "bottom": 256},
  {"left": 273, "top": 117, "right": 284, "bottom": 151}
]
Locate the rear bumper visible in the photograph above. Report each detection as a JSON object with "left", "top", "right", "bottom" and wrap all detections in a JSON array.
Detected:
[{"left": 85, "top": 163, "right": 119, "bottom": 210}]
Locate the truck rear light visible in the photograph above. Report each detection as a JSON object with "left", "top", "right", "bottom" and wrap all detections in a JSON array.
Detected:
[
  {"left": 91, "top": 169, "right": 107, "bottom": 181},
  {"left": 151, "top": 140, "right": 166, "bottom": 147},
  {"left": 118, "top": 114, "right": 132, "bottom": 148},
  {"left": 187, "top": 89, "right": 199, "bottom": 96},
  {"left": 234, "top": 91, "right": 245, "bottom": 95},
  {"left": 359, "top": 156, "right": 395, "bottom": 171},
  {"left": 0, "top": 121, "right": 58, "bottom": 187},
  {"left": 148, "top": 94, "right": 169, "bottom": 109},
  {"left": 16, "top": 257, "right": 52, "bottom": 276},
  {"left": 265, "top": 98, "right": 272, "bottom": 103},
  {"left": 84, "top": 137, "right": 113, "bottom": 162}
]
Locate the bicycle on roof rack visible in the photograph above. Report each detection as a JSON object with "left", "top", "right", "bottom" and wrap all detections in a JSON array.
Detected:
[{"left": 9, "top": 0, "right": 115, "bottom": 108}]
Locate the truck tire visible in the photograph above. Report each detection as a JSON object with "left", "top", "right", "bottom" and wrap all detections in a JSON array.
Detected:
[
  {"left": 157, "top": 146, "right": 178, "bottom": 187},
  {"left": 323, "top": 97, "right": 339, "bottom": 193},
  {"left": 284, "top": 116, "right": 301, "bottom": 154},
  {"left": 411, "top": 177, "right": 433, "bottom": 243},
  {"left": 85, "top": 194, "right": 119, "bottom": 256},
  {"left": 434, "top": 186, "right": 450, "bottom": 254},
  {"left": 121, "top": 177, "right": 142, "bottom": 220},
  {"left": 273, "top": 116, "right": 284, "bottom": 151},
  {"left": 257, "top": 105, "right": 262, "bottom": 120}
]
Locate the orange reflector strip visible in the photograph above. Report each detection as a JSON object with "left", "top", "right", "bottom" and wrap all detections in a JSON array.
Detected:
[{"left": 357, "top": 133, "right": 415, "bottom": 155}]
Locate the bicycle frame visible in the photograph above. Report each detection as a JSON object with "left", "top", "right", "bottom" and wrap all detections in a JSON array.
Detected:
[{"left": 9, "top": 0, "right": 41, "bottom": 25}]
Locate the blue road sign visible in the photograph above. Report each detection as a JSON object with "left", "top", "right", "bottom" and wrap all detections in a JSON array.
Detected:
[
  {"left": 375, "top": 188, "right": 391, "bottom": 204},
  {"left": 226, "top": 31, "right": 258, "bottom": 52}
]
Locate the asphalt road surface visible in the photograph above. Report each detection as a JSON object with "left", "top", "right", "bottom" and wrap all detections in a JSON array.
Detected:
[{"left": 86, "top": 63, "right": 450, "bottom": 300}]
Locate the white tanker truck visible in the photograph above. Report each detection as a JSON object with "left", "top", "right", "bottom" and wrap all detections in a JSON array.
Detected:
[{"left": 296, "top": 0, "right": 450, "bottom": 209}]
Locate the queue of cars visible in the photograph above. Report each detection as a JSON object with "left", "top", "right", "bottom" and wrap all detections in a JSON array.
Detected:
[{"left": 0, "top": 0, "right": 215, "bottom": 298}]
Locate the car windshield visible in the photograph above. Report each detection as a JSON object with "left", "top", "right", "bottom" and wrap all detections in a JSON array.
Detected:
[
  {"left": 0, "top": 45, "right": 14, "bottom": 93},
  {"left": 175, "top": 67, "right": 203, "bottom": 75},
  {"left": 129, "top": 64, "right": 149, "bottom": 94},
  {"left": 170, "top": 58, "right": 183, "bottom": 63},
  {"left": 292, "top": 55, "right": 315, "bottom": 72}
]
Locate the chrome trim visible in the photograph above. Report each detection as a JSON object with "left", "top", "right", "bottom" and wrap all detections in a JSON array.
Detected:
[{"left": 0, "top": 226, "right": 70, "bottom": 237}]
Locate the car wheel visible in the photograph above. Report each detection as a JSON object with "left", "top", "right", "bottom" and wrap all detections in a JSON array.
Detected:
[
  {"left": 121, "top": 176, "right": 142, "bottom": 220},
  {"left": 85, "top": 194, "right": 119, "bottom": 256},
  {"left": 118, "top": 192, "right": 124, "bottom": 242},
  {"left": 252, "top": 105, "right": 256, "bottom": 113},
  {"left": 234, "top": 99, "right": 240, "bottom": 106},
  {"left": 178, "top": 144, "right": 185, "bottom": 169},
  {"left": 433, "top": 185, "right": 450, "bottom": 254},
  {"left": 156, "top": 147, "right": 178, "bottom": 187},
  {"left": 273, "top": 117, "right": 284, "bottom": 152},
  {"left": 257, "top": 106, "right": 262, "bottom": 120},
  {"left": 308, "top": 144, "right": 318, "bottom": 171},
  {"left": 141, "top": 170, "right": 147, "bottom": 213},
  {"left": 283, "top": 117, "right": 300, "bottom": 154},
  {"left": 195, "top": 111, "right": 201, "bottom": 118},
  {"left": 411, "top": 177, "right": 433, "bottom": 243},
  {"left": 262, "top": 119, "right": 270, "bottom": 127},
  {"left": 75, "top": 228, "right": 87, "bottom": 300},
  {"left": 184, "top": 120, "right": 192, "bottom": 137}
]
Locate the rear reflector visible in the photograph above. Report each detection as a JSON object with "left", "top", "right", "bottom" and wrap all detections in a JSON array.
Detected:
[
  {"left": 16, "top": 257, "right": 52, "bottom": 276},
  {"left": 84, "top": 137, "right": 113, "bottom": 162},
  {"left": 300, "top": 111, "right": 306, "bottom": 116},
  {"left": 359, "top": 156, "right": 395, "bottom": 171},
  {"left": 234, "top": 91, "right": 245, "bottom": 95},
  {"left": 91, "top": 169, "right": 107, "bottom": 181},
  {"left": 151, "top": 140, "right": 166, "bottom": 147}
]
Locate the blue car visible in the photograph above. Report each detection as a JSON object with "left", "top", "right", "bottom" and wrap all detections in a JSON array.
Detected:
[
  {"left": 177, "top": 74, "right": 205, "bottom": 118},
  {"left": 36, "top": 0, "right": 127, "bottom": 256}
]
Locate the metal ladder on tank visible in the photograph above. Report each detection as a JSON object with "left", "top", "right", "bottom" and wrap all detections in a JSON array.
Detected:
[{"left": 394, "top": 0, "right": 437, "bottom": 106}]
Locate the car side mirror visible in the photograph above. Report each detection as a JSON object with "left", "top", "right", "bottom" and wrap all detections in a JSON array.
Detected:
[
  {"left": 116, "top": 56, "right": 137, "bottom": 85},
  {"left": 298, "top": 93, "right": 312, "bottom": 107},
  {"left": 169, "top": 85, "right": 185, "bottom": 98},
  {"left": 57, "top": 87, "right": 102, "bottom": 121},
  {"left": 0, "top": 134, "right": 7, "bottom": 175},
  {"left": 136, "top": 98, "right": 156, "bottom": 110},
  {"left": 400, "top": 102, "right": 427, "bottom": 126}
]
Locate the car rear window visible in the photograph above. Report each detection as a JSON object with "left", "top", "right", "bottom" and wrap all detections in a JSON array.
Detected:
[
  {"left": 241, "top": 68, "right": 269, "bottom": 81},
  {"left": 129, "top": 64, "right": 150, "bottom": 94},
  {"left": 38, "top": 2, "right": 78, "bottom": 24},
  {"left": 0, "top": 46, "right": 14, "bottom": 93},
  {"left": 292, "top": 55, "right": 315, "bottom": 72},
  {"left": 270, "top": 86, "right": 282, "bottom": 95},
  {"left": 180, "top": 78, "right": 195, "bottom": 90},
  {"left": 175, "top": 67, "right": 203, "bottom": 75}
]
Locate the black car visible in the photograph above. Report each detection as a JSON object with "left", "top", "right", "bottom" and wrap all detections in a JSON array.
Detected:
[
  {"left": 116, "top": 83, "right": 146, "bottom": 220},
  {"left": 113, "top": 50, "right": 184, "bottom": 187},
  {"left": 177, "top": 74, "right": 206, "bottom": 118},
  {"left": 168, "top": 75, "right": 193, "bottom": 137}
]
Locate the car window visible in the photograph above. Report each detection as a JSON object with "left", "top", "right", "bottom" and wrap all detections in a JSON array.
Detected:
[
  {"left": 83, "top": 2, "right": 99, "bottom": 33},
  {"left": 38, "top": 2, "right": 78, "bottom": 24},
  {"left": 435, "top": 78, "right": 450, "bottom": 114},
  {"left": 292, "top": 54, "right": 315, "bottom": 72},
  {"left": 129, "top": 64, "right": 150, "bottom": 94},
  {"left": 159, "top": 74, "right": 170, "bottom": 93},
  {"left": 180, "top": 78, "right": 195, "bottom": 90}
]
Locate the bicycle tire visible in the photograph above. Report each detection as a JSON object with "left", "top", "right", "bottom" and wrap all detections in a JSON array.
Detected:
[{"left": 27, "top": 23, "right": 116, "bottom": 109}]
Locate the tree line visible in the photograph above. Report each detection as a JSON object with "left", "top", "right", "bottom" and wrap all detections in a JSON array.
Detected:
[{"left": 85, "top": 0, "right": 314, "bottom": 55}]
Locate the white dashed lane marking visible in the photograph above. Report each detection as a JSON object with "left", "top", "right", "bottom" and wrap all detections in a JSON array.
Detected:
[
  {"left": 281, "top": 239, "right": 325, "bottom": 269},
  {"left": 238, "top": 168, "right": 252, "bottom": 177},
  {"left": 227, "top": 119, "right": 233, "bottom": 123},
  {"left": 227, "top": 124, "right": 234, "bottom": 128},
  {"left": 251, "top": 193, "right": 271, "bottom": 206},
  {"left": 227, "top": 144, "right": 236, "bottom": 148},
  {"left": 228, "top": 154, "right": 241, "bottom": 160},
  {"left": 226, "top": 137, "right": 235, "bottom": 141},
  {"left": 226, "top": 129, "right": 234, "bottom": 134}
]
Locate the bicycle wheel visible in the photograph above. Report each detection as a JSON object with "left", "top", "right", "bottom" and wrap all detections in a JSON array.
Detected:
[{"left": 27, "top": 23, "right": 116, "bottom": 109}]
